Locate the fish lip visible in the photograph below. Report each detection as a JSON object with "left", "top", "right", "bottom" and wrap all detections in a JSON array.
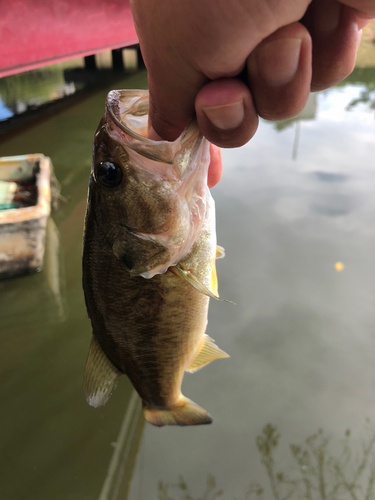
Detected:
[
  {"left": 107, "top": 89, "right": 190, "bottom": 146},
  {"left": 105, "top": 90, "right": 200, "bottom": 165}
]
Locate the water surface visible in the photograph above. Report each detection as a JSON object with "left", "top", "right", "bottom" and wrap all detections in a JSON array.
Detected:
[{"left": 1, "top": 30, "right": 375, "bottom": 500}]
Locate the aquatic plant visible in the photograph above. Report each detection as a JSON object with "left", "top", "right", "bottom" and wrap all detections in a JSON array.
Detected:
[
  {"left": 158, "top": 421, "right": 375, "bottom": 500},
  {"left": 158, "top": 475, "right": 224, "bottom": 500},
  {"left": 248, "top": 421, "right": 375, "bottom": 500}
]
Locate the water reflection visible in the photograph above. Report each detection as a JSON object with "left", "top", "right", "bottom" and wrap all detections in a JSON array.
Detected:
[
  {"left": 252, "top": 423, "right": 375, "bottom": 500},
  {"left": 128, "top": 23, "right": 375, "bottom": 500},
  {"left": 159, "top": 422, "right": 375, "bottom": 500},
  {"left": 310, "top": 193, "right": 352, "bottom": 217},
  {"left": 0, "top": 48, "right": 142, "bottom": 125},
  {"left": 274, "top": 93, "right": 317, "bottom": 133},
  {"left": 44, "top": 217, "right": 65, "bottom": 319},
  {"left": 0, "top": 64, "right": 81, "bottom": 121},
  {"left": 0, "top": 22, "right": 375, "bottom": 500},
  {"left": 339, "top": 68, "right": 375, "bottom": 112},
  {"left": 0, "top": 68, "right": 150, "bottom": 500},
  {"left": 0, "top": 97, "right": 12, "bottom": 121},
  {"left": 0, "top": 214, "right": 65, "bottom": 321},
  {"left": 273, "top": 40, "right": 375, "bottom": 162},
  {"left": 98, "top": 393, "right": 145, "bottom": 500},
  {"left": 158, "top": 476, "right": 224, "bottom": 500},
  {"left": 312, "top": 173, "right": 348, "bottom": 184}
]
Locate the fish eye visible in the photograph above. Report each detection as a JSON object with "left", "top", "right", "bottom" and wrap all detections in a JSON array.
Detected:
[{"left": 95, "top": 161, "right": 123, "bottom": 187}]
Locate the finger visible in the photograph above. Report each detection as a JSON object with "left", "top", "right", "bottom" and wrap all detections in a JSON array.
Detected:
[
  {"left": 195, "top": 79, "right": 259, "bottom": 148},
  {"left": 147, "top": 69, "right": 206, "bottom": 142},
  {"left": 207, "top": 144, "right": 222, "bottom": 188},
  {"left": 247, "top": 22, "right": 312, "bottom": 121},
  {"left": 339, "top": 0, "right": 375, "bottom": 20},
  {"left": 303, "top": 0, "right": 361, "bottom": 91}
]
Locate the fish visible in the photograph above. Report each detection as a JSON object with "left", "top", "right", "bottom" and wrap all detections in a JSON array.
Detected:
[{"left": 82, "top": 89, "right": 229, "bottom": 426}]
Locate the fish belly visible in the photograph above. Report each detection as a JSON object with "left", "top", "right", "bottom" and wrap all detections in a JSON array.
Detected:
[
  {"left": 83, "top": 184, "right": 227, "bottom": 425},
  {"left": 83, "top": 218, "right": 212, "bottom": 424}
]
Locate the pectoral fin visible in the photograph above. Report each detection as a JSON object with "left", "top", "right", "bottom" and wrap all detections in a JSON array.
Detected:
[
  {"left": 171, "top": 265, "right": 235, "bottom": 304},
  {"left": 83, "top": 336, "right": 122, "bottom": 408},
  {"left": 211, "top": 262, "right": 218, "bottom": 296},
  {"left": 186, "top": 335, "right": 230, "bottom": 373},
  {"left": 216, "top": 245, "right": 225, "bottom": 259}
]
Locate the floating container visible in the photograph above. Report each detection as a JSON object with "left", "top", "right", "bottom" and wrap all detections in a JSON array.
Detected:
[{"left": 0, "top": 154, "right": 52, "bottom": 278}]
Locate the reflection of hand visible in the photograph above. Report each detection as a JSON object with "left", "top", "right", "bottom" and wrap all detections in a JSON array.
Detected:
[{"left": 131, "top": 0, "right": 374, "bottom": 153}]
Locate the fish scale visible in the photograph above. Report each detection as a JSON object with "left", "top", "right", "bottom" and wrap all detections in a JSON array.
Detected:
[{"left": 82, "top": 89, "right": 229, "bottom": 426}]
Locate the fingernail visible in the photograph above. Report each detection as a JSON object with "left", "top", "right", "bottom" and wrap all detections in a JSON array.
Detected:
[
  {"left": 257, "top": 38, "right": 302, "bottom": 87},
  {"left": 314, "top": 2, "right": 341, "bottom": 33},
  {"left": 203, "top": 100, "right": 244, "bottom": 130}
]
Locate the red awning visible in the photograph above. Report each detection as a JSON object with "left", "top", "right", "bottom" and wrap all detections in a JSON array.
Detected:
[{"left": 0, "top": 0, "right": 138, "bottom": 77}]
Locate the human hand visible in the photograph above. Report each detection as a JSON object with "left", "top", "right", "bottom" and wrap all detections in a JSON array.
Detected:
[{"left": 130, "top": 0, "right": 374, "bottom": 185}]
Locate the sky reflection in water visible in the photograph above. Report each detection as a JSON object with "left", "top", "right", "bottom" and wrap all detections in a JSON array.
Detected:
[
  {"left": 129, "top": 55, "right": 375, "bottom": 500},
  {"left": 0, "top": 28, "right": 375, "bottom": 500}
]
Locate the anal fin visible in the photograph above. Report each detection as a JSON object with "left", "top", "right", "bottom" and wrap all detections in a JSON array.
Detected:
[
  {"left": 83, "top": 335, "right": 122, "bottom": 408},
  {"left": 186, "top": 334, "right": 229, "bottom": 373}
]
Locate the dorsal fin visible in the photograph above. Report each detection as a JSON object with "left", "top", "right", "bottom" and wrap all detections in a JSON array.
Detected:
[
  {"left": 83, "top": 336, "right": 122, "bottom": 408},
  {"left": 186, "top": 335, "right": 230, "bottom": 373}
]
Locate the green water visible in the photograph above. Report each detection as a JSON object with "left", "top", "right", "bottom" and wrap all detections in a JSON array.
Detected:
[
  {"left": 0, "top": 71, "right": 147, "bottom": 500},
  {"left": 1, "top": 52, "right": 375, "bottom": 500},
  {"left": 0, "top": 59, "right": 85, "bottom": 120}
]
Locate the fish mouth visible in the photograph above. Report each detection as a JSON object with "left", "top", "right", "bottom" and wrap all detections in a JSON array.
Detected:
[
  {"left": 106, "top": 90, "right": 199, "bottom": 165},
  {"left": 102, "top": 89, "right": 211, "bottom": 279}
]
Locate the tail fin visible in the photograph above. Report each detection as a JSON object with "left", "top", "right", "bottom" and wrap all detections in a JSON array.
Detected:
[{"left": 143, "top": 395, "right": 212, "bottom": 427}]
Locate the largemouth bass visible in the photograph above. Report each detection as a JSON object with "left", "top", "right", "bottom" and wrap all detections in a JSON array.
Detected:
[{"left": 82, "top": 89, "right": 229, "bottom": 426}]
